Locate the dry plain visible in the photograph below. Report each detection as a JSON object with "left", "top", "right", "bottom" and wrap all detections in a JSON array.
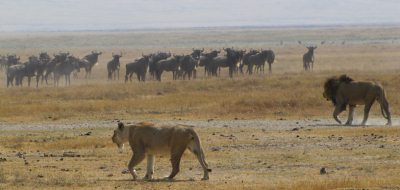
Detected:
[{"left": 1, "top": 26, "right": 400, "bottom": 189}]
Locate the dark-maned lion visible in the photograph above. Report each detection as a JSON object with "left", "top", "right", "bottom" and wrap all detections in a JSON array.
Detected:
[
  {"left": 323, "top": 75, "right": 391, "bottom": 126},
  {"left": 112, "top": 122, "right": 211, "bottom": 181}
]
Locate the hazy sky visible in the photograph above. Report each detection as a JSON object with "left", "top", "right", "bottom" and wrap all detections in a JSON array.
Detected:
[{"left": 0, "top": 0, "right": 399, "bottom": 31}]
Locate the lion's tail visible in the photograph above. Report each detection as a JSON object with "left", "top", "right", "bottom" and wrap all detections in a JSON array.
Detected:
[
  {"left": 188, "top": 128, "right": 212, "bottom": 172},
  {"left": 378, "top": 87, "right": 389, "bottom": 120}
]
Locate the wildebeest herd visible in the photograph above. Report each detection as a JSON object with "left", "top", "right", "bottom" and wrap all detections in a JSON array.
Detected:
[{"left": 0, "top": 46, "right": 317, "bottom": 87}]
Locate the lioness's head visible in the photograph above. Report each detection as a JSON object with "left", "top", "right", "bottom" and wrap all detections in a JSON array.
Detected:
[{"left": 112, "top": 122, "right": 129, "bottom": 153}]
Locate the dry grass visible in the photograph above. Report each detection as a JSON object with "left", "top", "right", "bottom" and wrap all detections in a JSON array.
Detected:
[
  {"left": 0, "top": 72, "right": 399, "bottom": 123},
  {"left": 0, "top": 26, "right": 400, "bottom": 189}
]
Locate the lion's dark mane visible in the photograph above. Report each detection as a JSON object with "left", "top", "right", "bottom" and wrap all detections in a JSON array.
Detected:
[{"left": 324, "top": 74, "right": 353, "bottom": 106}]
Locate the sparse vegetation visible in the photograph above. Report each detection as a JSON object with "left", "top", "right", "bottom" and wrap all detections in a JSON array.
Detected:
[{"left": 0, "top": 27, "right": 400, "bottom": 189}]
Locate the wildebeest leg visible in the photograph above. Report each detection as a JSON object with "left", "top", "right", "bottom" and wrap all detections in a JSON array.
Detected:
[
  {"left": 361, "top": 101, "right": 375, "bottom": 126},
  {"left": 28, "top": 77, "right": 31, "bottom": 87},
  {"left": 333, "top": 104, "right": 345, "bottom": 124},
  {"left": 311, "top": 60, "right": 314, "bottom": 70},
  {"left": 268, "top": 63, "right": 272, "bottom": 74},
  {"left": 262, "top": 64, "right": 265, "bottom": 74},
  {"left": 345, "top": 105, "right": 355, "bottom": 125},
  {"left": 129, "top": 73, "right": 133, "bottom": 82},
  {"left": 36, "top": 75, "right": 40, "bottom": 88},
  {"left": 229, "top": 67, "right": 233, "bottom": 78},
  {"left": 136, "top": 73, "right": 141, "bottom": 82}
]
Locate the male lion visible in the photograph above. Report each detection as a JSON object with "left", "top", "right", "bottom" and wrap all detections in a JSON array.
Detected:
[
  {"left": 112, "top": 122, "right": 211, "bottom": 181},
  {"left": 323, "top": 75, "right": 391, "bottom": 126}
]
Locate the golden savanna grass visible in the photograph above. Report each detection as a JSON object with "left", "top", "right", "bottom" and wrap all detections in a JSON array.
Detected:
[{"left": 0, "top": 26, "right": 400, "bottom": 189}]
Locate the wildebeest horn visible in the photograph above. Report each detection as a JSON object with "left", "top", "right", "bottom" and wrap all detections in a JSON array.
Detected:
[{"left": 192, "top": 48, "right": 195, "bottom": 51}]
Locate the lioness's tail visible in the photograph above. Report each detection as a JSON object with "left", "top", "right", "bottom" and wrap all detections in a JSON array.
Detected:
[{"left": 188, "top": 128, "right": 212, "bottom": 172}]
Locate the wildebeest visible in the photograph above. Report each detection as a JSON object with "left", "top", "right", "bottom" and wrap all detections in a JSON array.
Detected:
[
  {"left": 154, "top": 55, "right": 183, "bottom": 81},
  {"left": 6, "top": 55, "right": 20, "bottom": 67},
  {"left": 249, "top": 50, "right": 275, "bottom": 74},
  {"left": 6, "top": 64, "right": 25, "bottom": 87},
  {"left": 35, "top": 52, "right": 52, "bottom": 87},
  {"left": 6, "top": 56, "right": 41, "bottom": 87},
  {"left": 148, "top": 52, "right": 171, "bottom": 79},
  {"left": 198, "top": 50, "right": 220, "bottom": 77},
  {"left": 303, "top": 46, "right": 317, "bottom": 71},
  {"left": 24, "top": 56, "right": 41, "bottom": 87},
  {"left": 241, "top": 49, "right": 259, "bottom": 74},
  {"left": 209, "top": 48, "right": 242, "bottom": 78},
  {"left": 53, "top": 55, "right": 81, "bottom": 86},
  {"left": 190, "top": 48, "right": 204, "bottom": 60},
  {"left": 82, "top": 51, "right": 102, "bottom": 78},
  {"left": 44, "top": 52, "right": 69, "bottom": 84},
  {"left": 125, "top": 54, "right": 150, "bottom": 82},
  {"left": 107, "top": 53, "right": 122, "bottom": 80},
  {"left": 179, "top": 55, "right": 198, "bottom": 80}
]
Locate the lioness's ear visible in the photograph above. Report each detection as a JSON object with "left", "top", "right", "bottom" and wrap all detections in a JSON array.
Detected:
[{"left": 118, "top": 122, "right": 124, "bottom": 130}]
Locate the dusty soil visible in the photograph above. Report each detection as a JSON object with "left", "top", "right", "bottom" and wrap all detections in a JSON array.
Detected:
[{"left": 1, "top": 118, "right": 399, "bottom": 189}]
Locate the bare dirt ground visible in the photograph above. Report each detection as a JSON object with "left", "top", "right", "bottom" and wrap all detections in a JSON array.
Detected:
[
  {"left": 1, "top": 118, "right": 400, "bottom": 189},
  {"left": 1, "top": 26, "right": 400, "bottom": 189}
]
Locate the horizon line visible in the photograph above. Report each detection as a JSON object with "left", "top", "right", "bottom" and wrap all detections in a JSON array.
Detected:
[{"left": 1, "top": 23, "right": 400, "bottom": 33}]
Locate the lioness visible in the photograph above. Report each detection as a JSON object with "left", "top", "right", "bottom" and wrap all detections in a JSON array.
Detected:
[
  {"left": 323, "top": 75, "right": 391, "bottom": 126},
  {"left": 112, "top": 122, "right": 211, "bottom": 181}
]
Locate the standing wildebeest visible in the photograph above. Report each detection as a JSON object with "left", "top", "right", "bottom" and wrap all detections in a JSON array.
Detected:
[
  {"left": 154, "top": 55, "right": 183, "bottom": 81},
  {"left": 250, "top": 50, "right": 275, "bottom": 74},
  {"left": 44, "top": 53, "right": 69, "bottom": 84},
  {"left": 209, "top": 48, "right": 241, "bottom": 78},
  {"left": 82, "top": 51, "right": 102, "bottom": 78},
  {"left": 179, "top": 55, "right": 198, "bottom": 80},
  {"left": 107, "top": 53, "right": 122, "bottom": 80},
  {"left": 36, "top": 52, "right": 51, "bottom": 87},
  {"left": 198, "top": 50, "right": 220, "bottom": 77},
  {"left": 23, "top": 56, "right": 41, "bottom": 87},
  {"left": 125, "top": 54, "right": 150, "bottom": 82},
  {"left": 53, "top": 55, "right": 81, "bottom": 87},
  {"left": 6, "top": 64, "right": 25, "bottom": 87},
  {"left": 190, "top": 48, "right": 204, "bottom": 60},
  {"left": 303, "top": 46, "right": 317, "bottom": 71},
  {"left": 148, "top": 52, "right": 171, "bottom": 79},
  {"left": 6, "top": 56, "right": 40, "bottom": 87},
  {"left": 242, "top": 49, "right": 259, "bottom": 74},
  {"left": 5, "top": 55, "right": 20, "bottom": 67}
]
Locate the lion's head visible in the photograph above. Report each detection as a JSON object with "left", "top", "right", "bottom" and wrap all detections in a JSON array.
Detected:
[
  {"left": 323, "top": 74, "right": 353, "bottom": 105},
  {"left": 112, "top": 122, "right": 129, "bottom": 153}
]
